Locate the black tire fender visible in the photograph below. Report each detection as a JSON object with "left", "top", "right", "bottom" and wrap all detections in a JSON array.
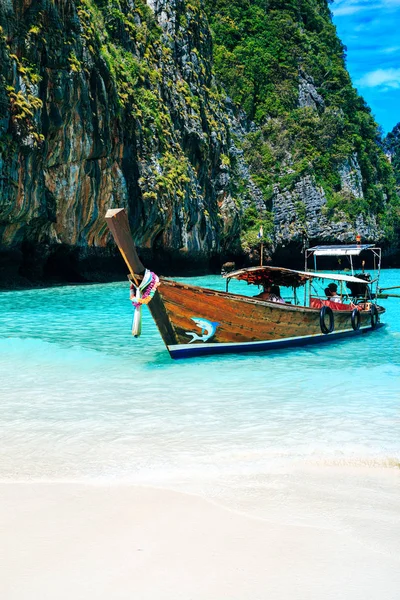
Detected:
[
  {"left": 370, "top": 304, "right": 379, "bottom": 329},
  {"left": 351, "top": 308, "right": 361, "bottom": 331},
  {"left": 320, "top": 305, "right": 334, "bottom": 334}
]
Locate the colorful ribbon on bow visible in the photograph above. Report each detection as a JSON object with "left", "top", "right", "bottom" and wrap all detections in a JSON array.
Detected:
[{"left": 130, "top": 269, "right": 160, "bottom": 337}]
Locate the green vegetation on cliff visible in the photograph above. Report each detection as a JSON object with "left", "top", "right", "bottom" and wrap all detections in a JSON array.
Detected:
[{"left": 205, "top": 0, "right": 399, "bottom": 242}]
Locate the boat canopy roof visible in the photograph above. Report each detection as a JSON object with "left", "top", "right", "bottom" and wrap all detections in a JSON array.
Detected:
[
  {"left": 224, "top": 266, "right": 371, "bottom": 288},
  {"left": 307, "top": 244, "right": 375, "bottom": 256}
]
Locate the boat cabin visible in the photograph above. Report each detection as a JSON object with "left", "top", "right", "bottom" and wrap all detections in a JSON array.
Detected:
[
  {"left": 224, "top": 244, "right": 381, "bottom": 311},
  {"left": 305, "top": 244, "right": 381, "bottom": 277}
]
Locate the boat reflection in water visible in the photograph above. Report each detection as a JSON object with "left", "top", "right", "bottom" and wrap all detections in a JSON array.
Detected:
[{"left": 106, "top": 209, "right": 385, "bottom": 359}]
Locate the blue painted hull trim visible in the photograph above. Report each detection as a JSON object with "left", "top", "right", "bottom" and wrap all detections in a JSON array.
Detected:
[{"left": 168, "top": 323, "right": 385, "bottom": 359}]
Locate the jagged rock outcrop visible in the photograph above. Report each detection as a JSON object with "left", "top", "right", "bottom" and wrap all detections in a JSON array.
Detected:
[
  {"left": 273, "top": 175, "right": 381, "bottom": 259},
  {"left": 273, "top": 154, "right": 374, "bottom": 251},
  {"left": 298, "top": 71, "right": 324, "bottom": 111},
  {"left": 338, "top": 154, "right": 364, "bottom": 199},
  {"left": 384, "top": 122, "right": 400, "bottom": 192}
]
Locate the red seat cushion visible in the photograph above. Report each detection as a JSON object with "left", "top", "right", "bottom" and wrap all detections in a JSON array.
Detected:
[{"left": 310, "top": 297, "right": 353, "bottom": 311}]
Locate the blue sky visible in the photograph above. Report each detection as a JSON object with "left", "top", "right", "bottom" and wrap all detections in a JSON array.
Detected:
[{"left": 331, "top": 0, "right": 400, "bottom": 134}]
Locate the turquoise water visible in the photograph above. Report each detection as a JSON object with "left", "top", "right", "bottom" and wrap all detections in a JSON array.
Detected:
[{"left": 1, "top": 270, "right": 400, "bottom": 533}]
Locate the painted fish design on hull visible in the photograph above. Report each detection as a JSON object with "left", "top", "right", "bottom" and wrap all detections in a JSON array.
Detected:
[{"left": 185, "top": 317, "right": 219, "bottom": 343}]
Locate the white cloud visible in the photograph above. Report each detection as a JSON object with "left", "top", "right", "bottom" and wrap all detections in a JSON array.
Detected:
[
  {"left": 380, "top": 46, "right": 400, "bottom": 54},
  {"left": 332, "top": 0, "right": 400, "bottom": 15},
  {"left": 332, "top": 1, "right": 379, "bottom": 15},
  {"left": 357, "top": 68, "right": 400, "bottom": 88},
  {"left": 333, "top": 6, "right": 372, "bottom": 16}
]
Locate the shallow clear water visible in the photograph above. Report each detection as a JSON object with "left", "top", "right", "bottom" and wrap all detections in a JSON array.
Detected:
[{"left": 1, "top": 270, "right": 400, "bottom": 534}]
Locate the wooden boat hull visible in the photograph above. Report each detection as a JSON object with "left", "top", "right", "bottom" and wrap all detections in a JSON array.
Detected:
[{"left": 150, "top": 279, "right": 385, "bottom": 359}]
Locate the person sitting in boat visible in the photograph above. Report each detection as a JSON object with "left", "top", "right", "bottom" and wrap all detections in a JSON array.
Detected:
[
  {"left": 270, "top": 285, "right": 285, "bottom": 304},
  {"left": 327, "top": 283, "right": 341, "bottom": 303},
  {"left": 346, "top": 273, "right": 371, "bottom": 300},
  {"left": 255, "top": 284, "right": 285, "bottom": 303},
  {"left": 254, "top": 283, "right": 272, "bottom": 300}
]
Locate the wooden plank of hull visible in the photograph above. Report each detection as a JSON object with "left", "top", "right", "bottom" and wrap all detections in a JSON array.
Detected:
[{"left": 153, "top": 279, "right": 384, "bottom": 354}]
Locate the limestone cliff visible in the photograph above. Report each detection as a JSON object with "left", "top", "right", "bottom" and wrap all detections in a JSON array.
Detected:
[
  {"left": 0, "top": 0, "right": 398, "bottom": 285},
  {"left": 0, "top": 0, "right": 242, "bottom": 282},
  {"left": 206, "top": 0, "right": 399, "bottom": 263}
]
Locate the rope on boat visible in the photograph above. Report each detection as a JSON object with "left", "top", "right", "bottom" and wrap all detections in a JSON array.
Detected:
[{"left": 130, "top": 269, "right": 160, "bottom": 337}]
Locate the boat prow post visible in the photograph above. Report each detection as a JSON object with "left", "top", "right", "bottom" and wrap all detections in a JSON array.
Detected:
[
  {"left": 105, "top": 208, "right": 145, "bottom": 281},
  {"left": 105, "top": 208, "right": 178, "bottom": 350}
]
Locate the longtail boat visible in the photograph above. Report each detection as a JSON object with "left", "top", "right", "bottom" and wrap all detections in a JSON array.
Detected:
[{"left": 106, "top": 208, "right": 386, "bottom": 359}]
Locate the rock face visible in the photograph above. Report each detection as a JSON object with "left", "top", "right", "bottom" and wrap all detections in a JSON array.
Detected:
[
  {"left": 0, "top": 0, "right": 398, "bottom": 284},
  {"left": 298, "top": 72, "right": 324, "bottom": 111},
  {"left": 384, "top": 122, "right": 400, "bottom": 192},
  {"left": 0, "top": 0, "right": 242, "bottom": 282},
  {"left": 272, "top": 175, "right": 380, "bottom": 264},
  {"left": 338, "top": 154, "right": 364, "bottom": 199}
]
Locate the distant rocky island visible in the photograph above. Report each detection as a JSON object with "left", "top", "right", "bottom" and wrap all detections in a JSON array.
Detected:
[{"left": 0, "top": 0, "right": 399, "bottom": 286}]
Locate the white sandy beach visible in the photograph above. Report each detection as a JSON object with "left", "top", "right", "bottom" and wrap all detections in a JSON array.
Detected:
[{"left": 1, "top": 481, "right": 400, "bottom": 600}]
